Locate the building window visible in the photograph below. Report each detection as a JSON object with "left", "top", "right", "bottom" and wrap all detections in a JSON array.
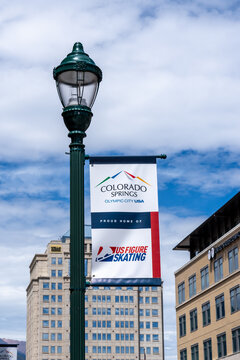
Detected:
[
  {"left": 228, "top": 247, "right": 238, "bottom": 273},
  {"left": 51, "top": 282, "right": 56, "bottom": 290},
  {"left": 50, "top": 346, "right": 55, "bottom": 354},
  {"left": 58, "top": 257, "right": 62, "bottom": 265},
  {"left": 42, "top": 333, "right": 49, "bottom": 340},
  {"left": 58, "top": 270, "right": 62, "bottom": 277},
  {"left": 57, "top": 333, "right": 62, "bottom": 340},
  {"left": 215, "top": 294, "right": 225, "bottom": 320},
  {"left": 180, "top": 348, "right": 187, "bottom": 360},
  {"left": 152, "top": 309, "right": 158, "bottom": 316},
  {"left": 203, "top": 339, "right": 212, "bottom": 360},
  {"left": 51, "top": 333, "right": 55, "bottom": 340},
  {"left": 42, "top": 320, "right": 49, "bottom": 328},
  {"left": 43, "top": 295, "right": 49, "bottom": 303},
  {"left": 43, "top": 282, "right": 49, "bottom": 289},
  {"left": 179, "top": 315, "right": 186, "bottom": 337},
  {"left": 153, "top": 347, "right": 159, "bottom": 354},
  {"left": 202, "top": 301, "right": 211, "bottom": 326},
  {"left": 51, "top": 257, "right": 56, "bottom": 265},
  {"left": 230, "top": 286, "right": 240, "bottom": 313},
  {"left": 153, "top": 334, "right": 159, "bottom": 341},
  {"left": 178, "top": 282, "right": 185, "bottom": 304},
  {"left": 57, "top": 346, "right": 62, "bottom": 354},
  {"left": 84, "top": 259, "right": 88, "bottom": 276},
  {"left": 152, "top": 296, "right": 158, "bottom": 303},
  {"left": 217, "top": 333, "right": 227, "bottom": 358},
  {"left": 191, "top": 344, "right": 198, "bottom": 360},
  {"left": 201, "top": 266, "right": 209, "bottom": 290},
  {"left": 190, "top": 308, "right": 198, "bottom": 332},
  {"left": 189, "top": 274, "right": 196, "bottom": 297},
  {"left": 51, "top": 269, "right": 56, "bottom": 277},
  {"left": 214, "top": 257, "right": 223, "bottom": 282},
  {"left": 152, "top": 322, "right": 158, "bottom": 329},
  {"left": 232, "top": 327, "right": 240, "bottom": 353},
  {"left": 42, "top": 307, "right": 49, "bottom": 315},
  {"left": 42, "top": 346, "right": 49, "bottom": 354},
  {"left": 58, "top": 283, "right": 62, "bottom": 290}
]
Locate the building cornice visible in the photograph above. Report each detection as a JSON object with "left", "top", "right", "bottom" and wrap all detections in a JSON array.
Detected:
[{"left": 175, "top": 223, "right": 240, "bottom": 276}]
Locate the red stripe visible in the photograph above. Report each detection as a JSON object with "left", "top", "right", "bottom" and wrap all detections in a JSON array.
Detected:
[
  {"left": 151, "top": 212, "right": 161, "bottom": 278},
  {"left": 124, "top": 171, "right": 135, "bottom": 178}
]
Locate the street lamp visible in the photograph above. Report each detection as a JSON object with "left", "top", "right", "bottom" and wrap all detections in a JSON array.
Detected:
[{"left": 53, "top": 42, "right": 102, "bottom": 360}]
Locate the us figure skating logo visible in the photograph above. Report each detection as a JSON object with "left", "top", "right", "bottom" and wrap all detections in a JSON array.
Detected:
[
  {"left": 95, "top": 246, "right": 116, "bottom": 262},
  {"left": 95, "top": 245, "right": 148, "bottom": 262}
]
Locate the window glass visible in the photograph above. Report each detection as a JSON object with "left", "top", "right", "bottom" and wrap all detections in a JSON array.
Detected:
[
  {"left": 230, "top": 286, "right": 240, "bottom": 313},
  {"left": 217, "top": 333, "right": 227, "bottom": 358},
  {"left": 58, "top": 283, "right": 62, "bottom": 290},
  {"left": 58, "top": 307, "right": 62, "bottom": 315},
  {"left": 178, "top": 282, "right": 185, "bottom": 304},
  {"left": 214, "top": 257, "right": 223, "bottom": 282},
  {"left": 51, "top": 270, "right": 56, "bottom": 277},
  {"left": 180, "top": 348, "right": 187, "bottom": 360},
  {"left": 202, "top": 302, "right": 211, "bottom": 326},
  {"left": 191, "top": 344, "right": 199, "bottom": 360},
  {"left": 189, "top": 274, "right": 196, "bottom": 297},
  {"left": 229, "top": 247, "right": 238, "bottom": 273},
  {"left": 232, "top": 327, "right": 240, "bottom": 353},
  {"left": 43, "top": 282, "right": 49, "bottom": 289},
  {"left": 42, "top": 346, "right": 49, "bottom": 354},
  {"left": 51, "top": 282, "right": 56, "bottom": 290},
  {"left": 179, "top": 315, "right": 186, "bottom": 337},
  {"left": 42, "top": 333, "right": 49, "bottom": 340},
  {"left": 203, "top": 338, "right": 212, "bottom": 360},
  {"left": 51, "top": 257, "right": 56, "bottom": 265},
  {"left": 190, "top": 308, "right": 198, "bottom": 332},
  {"left": 201, "top": 266, "right": 209, "bottom": 290},
  {"left": 215, "top": 294, "right": 225, "bottom": 320}
]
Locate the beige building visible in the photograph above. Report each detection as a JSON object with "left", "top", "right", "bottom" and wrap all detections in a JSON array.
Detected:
[
  {"left": 26, "top": 226, "right": 164, "bottom": 360},
  {"left": 174, "top": 192, "right": 240, "bottom": 360}
]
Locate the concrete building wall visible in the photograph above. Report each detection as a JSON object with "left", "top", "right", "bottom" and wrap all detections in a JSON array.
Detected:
[{"left": 175, "top": 224, "right": 240, "bottom": 360}]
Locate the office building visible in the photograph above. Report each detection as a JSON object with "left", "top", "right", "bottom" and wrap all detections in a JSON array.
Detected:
[
  {"left": 174, "top": 192, "right": 240, "bottom": 360},
  {"left": 26, "top": 226, "right": 164, "bottom": 360}
]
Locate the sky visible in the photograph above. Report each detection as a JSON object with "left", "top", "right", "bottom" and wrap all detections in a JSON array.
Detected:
[{"left": 0, "top": 0, "right": 240, "bottom": 358}]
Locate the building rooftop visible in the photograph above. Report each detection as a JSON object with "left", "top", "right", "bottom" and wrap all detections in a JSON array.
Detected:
[
  {"left": 173, "top": 192, "right": 240, "bottom": 259},
  {"left": 61, "top": 224, "right": 92, "bottom": 241}
]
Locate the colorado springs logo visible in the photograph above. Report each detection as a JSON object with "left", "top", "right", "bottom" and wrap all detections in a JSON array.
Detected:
[
  {"left": 95, "top": 170, "right": 151, "bottom": 198},
  {"left": 95, "top": 245, "right": 148, "bottom": 262}
]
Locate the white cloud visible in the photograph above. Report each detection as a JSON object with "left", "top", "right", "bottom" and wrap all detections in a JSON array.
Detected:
[{"left": 0, "top": 1, "right": 239, "bottom": 160}]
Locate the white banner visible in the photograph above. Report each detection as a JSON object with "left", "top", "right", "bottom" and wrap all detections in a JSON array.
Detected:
[
  {"left": 89, "top": 158, "right": 161, "bottom": 285},
  {"left": 0, "top": 346, "right": 17, "bottom": 360}
]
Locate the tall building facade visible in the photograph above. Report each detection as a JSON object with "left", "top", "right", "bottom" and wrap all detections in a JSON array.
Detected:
[
  {"left": 174, "top": 192, "right": 240, "bottom": 360},
  {"left": 26, "top": 226, "right": 164, "bottom": 360}
]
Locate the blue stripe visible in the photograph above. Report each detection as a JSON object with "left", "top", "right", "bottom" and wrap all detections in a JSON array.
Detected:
[
  {"left": 90, "top": 278, "right": 162, "bottom": 286},
  {"left": 91, "top": 212, "right": 151, "bottom": 229}
]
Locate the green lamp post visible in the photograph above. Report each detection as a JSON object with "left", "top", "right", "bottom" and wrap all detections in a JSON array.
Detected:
[{"left": 53, "top": 43, "right": 102, "bottom": 360}]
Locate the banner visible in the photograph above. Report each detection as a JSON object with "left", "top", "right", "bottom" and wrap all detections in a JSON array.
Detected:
[
  {"left": 0, "top": 345, "right": 17, "bottom": 360},
  {"left": 89, "top": 156, "right": 161, "bottom": 285}
]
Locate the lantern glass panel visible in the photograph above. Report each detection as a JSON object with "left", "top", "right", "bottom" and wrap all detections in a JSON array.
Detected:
[{"left": 57, "top": 71, "right": 98, "bottom": 108}]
